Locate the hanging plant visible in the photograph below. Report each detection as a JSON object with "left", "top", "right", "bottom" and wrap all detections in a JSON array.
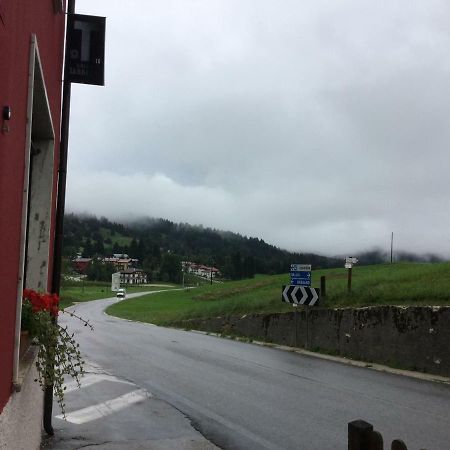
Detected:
[{"left": 22, "top": 289, "right": 93, "bottom": 417}]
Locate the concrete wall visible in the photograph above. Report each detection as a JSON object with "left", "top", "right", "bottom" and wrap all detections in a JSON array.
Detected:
[
  {"left": 0, "top": 362, "right": 44, "bottom": 450},
  {"left": 180, "top": 306, "right": 450, "bottom": 376}
]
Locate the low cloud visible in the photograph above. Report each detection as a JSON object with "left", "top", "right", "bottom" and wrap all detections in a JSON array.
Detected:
[
  {"left": 67, "top": 0, "right": 450, "bottom": 258},
  {"left": 66, "top": 169, "right": 450, "bottom": 257}
]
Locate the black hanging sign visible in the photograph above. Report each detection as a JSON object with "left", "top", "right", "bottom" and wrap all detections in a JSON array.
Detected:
[{"left": 65, "top": 14, "right": 106, "bottom": 86}]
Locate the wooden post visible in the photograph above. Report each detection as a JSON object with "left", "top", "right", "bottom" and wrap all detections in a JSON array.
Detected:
[
  {"left": 348, "top": 420, "right": 373, "bottom": 450},
  {"left": 347, "top": 267, "right": 352, "bottom": 292},
  {"left": 391, "top": 440, "right": 408, "bottom": 450},
  {"left": 320, "top": 275, "right": 326, "bottom": 298},
  {"left": 368, "top": 431, "right": 383, "bottom": 450}
]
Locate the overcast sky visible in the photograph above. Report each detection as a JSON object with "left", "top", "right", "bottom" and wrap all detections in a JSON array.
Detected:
[{"left": 66, "top": 0, "right": 450, "bottom": 257}]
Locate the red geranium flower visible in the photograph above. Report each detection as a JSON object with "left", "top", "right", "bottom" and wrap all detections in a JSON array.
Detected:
[{"left": 23, "top": 289, "right": 59, "bottom": 317}]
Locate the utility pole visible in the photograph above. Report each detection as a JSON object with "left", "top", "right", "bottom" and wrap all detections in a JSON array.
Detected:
[
  {"left": 390, "top": 232, "right": 394, "bottom": 263},
  {"left": 210, "top": 258, "right": 214, "bottom": 285},
  {"left": 47, "top": 1, "right": 105, "bottom": 435},
  {"left": 46, "top": 0, "right": 75, "bottom": 436}
]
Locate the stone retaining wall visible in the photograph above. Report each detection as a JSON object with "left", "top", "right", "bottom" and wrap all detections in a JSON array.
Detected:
[{"left": 179, "top": 306, "right": 450, "bottom": 376}]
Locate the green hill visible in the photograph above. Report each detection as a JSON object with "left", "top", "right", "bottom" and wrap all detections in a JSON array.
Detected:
[
  {"left": 62, "top": 213, "right": 341, "bottom": 280},
  {"left": 106, "top": 262, "right": 450, "bottom": 326}
]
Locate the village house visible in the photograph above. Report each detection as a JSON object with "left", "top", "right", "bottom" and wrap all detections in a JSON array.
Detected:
[
  {"left": 72, "top": 257, "right": 93, "bottom": 274},
  {"left": 182, "top": 261, "right": 221, "bottom": 279},
  {"left": 120, "top": 268, "right": 148, "bottom": 285},
  {"left": 103, "top": 255, "right": 139, "bottom": 271}
]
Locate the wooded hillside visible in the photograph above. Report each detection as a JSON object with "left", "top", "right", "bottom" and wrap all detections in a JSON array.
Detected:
[{"left": 63, "top": 213, "right": 342, "bottom": 280}]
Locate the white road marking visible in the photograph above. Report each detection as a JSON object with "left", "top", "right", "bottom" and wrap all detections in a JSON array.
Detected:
[
  {"left": 56, "top": 388, "right": 150, "bottom": 424},
  {"left": 63, "top": 373, "right": 135, "bottom": 394}
]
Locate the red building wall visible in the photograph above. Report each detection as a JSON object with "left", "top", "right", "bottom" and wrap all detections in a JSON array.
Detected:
[{"left": 0, "top": 0, "right": 65, "bottom": 412}]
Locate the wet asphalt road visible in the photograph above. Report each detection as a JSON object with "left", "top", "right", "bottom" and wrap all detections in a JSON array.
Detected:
[{"left": 60, "top": 293, "right": 450, "bottom": 450}]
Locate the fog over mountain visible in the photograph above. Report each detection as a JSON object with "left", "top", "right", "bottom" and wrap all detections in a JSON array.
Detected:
[{"left": 67, "top": 1, "right": 450, "bottom": 258}]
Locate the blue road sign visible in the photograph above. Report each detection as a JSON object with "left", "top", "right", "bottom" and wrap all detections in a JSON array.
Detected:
[
  {"left": 290, "top": 264, "right": 311, "bottom": 272},
  {"left": 290, "top": 271, "right": 311, "bottom": 279},
  {"left": 290, "top": 278, "right": 311, "bottom": 286},
  {"left": 290, "top": 263, "right": 312, "bottom": 286}
]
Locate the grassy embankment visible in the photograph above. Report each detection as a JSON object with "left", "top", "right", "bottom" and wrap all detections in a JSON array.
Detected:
[
  {"left": 99, "top": 227, "right": 133, "bottom": 251},
  {"left": 106, "top": 262, "right": 450, "bottom": 326},
  {"left": 59, "top": 279, "right": 175, "bottom": 309}
]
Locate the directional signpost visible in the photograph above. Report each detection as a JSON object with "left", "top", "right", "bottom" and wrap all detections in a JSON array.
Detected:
[
  {"left": 282, "top": 263, "right": 320, "bottom": 350},
  {"left": 290, "top": 264, "right": 311, "bottom": 286},
  {"left": 285, "top": 264, "right": 319, "bottom": 304},
  {"left": 345, "top": 257, "right": 358, "bottom": 265},
  {"left": 345, "top": 257, "right": 358, "bottom": 291}
]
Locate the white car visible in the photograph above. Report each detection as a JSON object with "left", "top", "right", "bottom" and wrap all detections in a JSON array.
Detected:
[{"left": 116, "top": 289, "right": 126, "bottom": 300}]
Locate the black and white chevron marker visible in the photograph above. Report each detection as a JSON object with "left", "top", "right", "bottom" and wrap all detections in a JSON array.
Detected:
[{"left": 282, "top": 285, "right": 320, "bottom": 306}]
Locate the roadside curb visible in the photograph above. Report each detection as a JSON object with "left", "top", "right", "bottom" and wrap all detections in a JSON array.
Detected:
[
  {"left": 100, "top": 299, "right": 450, "bottom": 385},
  {"left": 189, "top": 329, "right": 450, "bottom": 385}
]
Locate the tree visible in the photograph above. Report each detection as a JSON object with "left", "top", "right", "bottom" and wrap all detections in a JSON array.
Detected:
[
  {"left": 86, "top": 260, "right": 115, "bottom": 282},
  {"left": 62, "top": 244, "right": 78, "bottom": 259},
  {"left": 136, "top": 238, "right": 145, "bottom": 261},
  {"left": 159, "top": 252, "right": 181, "bottom": 283},
  {"left": 93, "top": 236, "right": 105, "bottom": 256},
  {"left": 221, "top": 257, "right": 235, "bottom": 280},
  {"left": 129, "top": 238, "right": 138, "bottom": 258},
  {"left": 231, "top": 251, "right": 243, "bottom": 280},
  {"left": 82, "top": 238, "right": 93, "bottom": 258},
  {"left": 243, "top": 255, "right": 255, "bottom": 279}
]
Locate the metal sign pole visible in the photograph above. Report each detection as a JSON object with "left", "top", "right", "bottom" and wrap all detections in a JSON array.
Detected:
[
  {"left": 305, "top": 305, "right": 309, "bottom": 350},
  {"left": 294, "top": 305, "right": 298, "bottom": 347}
]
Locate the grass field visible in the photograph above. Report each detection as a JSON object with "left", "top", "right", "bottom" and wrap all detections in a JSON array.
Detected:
[
  {"left": 106, "top": 262, "right": 450, "bottom": 326},
  {"left": 99, "top": 227, "right": 133, "bottom": 248},
  {"left": 59, "top": 280, "right": 175, "bottom": 309}
]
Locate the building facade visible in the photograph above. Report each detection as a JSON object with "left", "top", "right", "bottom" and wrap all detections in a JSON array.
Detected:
[
  {"left": 0, "top": 1, "right": 66, "bottom": 447},
  {"left": 72, "top": 257, "right": 93, "bottom": 274},
  {"left": 103, "top": 256, "right": 138, "bottom": 271},
  {"left": 120, "top": 268, "right": 148, "bottom": 285},
  {"left": 182, "top": 261, "right": 221, "bottom": 279}
]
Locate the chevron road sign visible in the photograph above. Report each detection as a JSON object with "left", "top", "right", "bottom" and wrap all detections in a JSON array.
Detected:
[{"left": 282, "top": 285, "right": 320, "bottom": 306}]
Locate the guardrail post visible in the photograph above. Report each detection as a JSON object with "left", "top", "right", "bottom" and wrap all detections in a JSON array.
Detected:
[{"left": 348, "top": 420, "right": 373, "bottom": 450}]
